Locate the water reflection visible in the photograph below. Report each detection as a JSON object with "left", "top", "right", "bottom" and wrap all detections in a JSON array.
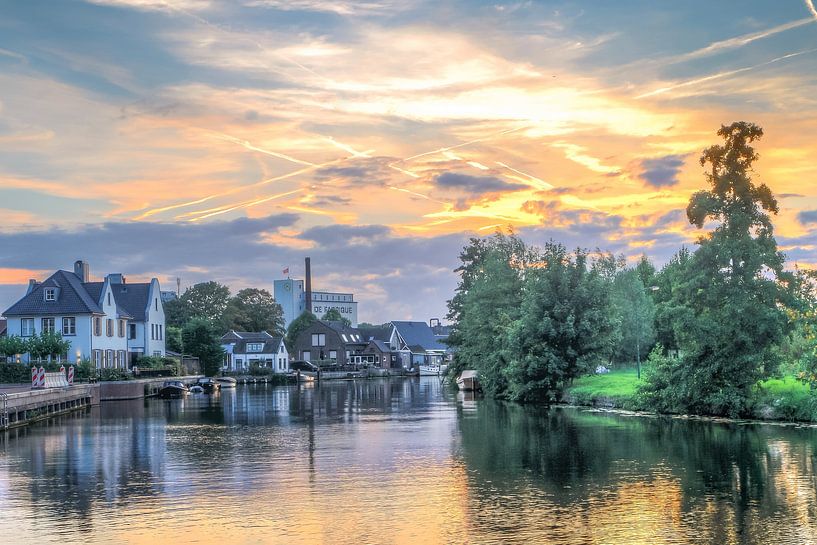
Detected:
[{"left": 1, "top": 379, "right": 817, "bottom": 544}]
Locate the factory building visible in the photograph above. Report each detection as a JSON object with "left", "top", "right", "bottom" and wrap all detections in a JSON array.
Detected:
[{"left": 274, "top": 258, "right": 358, "bottom": 328}]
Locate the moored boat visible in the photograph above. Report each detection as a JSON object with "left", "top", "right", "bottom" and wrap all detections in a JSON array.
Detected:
[
  {"left": 456, "top": 370, "right": 480, "bottom": 392},
  {"left": 419, "top": 364, "right": 441, "bottom": 376},
  {"left": 158, "top": 380, "right": 189, "bottom": 399},
  {"left": 216, "top": 377, "right": 237, "bottom": 388},
  {"left": 197, "top": 377, "right": 221, "bottom": 393}
]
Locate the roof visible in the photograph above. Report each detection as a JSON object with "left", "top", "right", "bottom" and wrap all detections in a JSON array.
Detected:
[
  {"left": 321, "top": 320, "right": 367, "bottom": 344},
  {"left": 0, "top": 318, "right": 6, "bottom": 337},
  {"left": 3, "top": 270, "right": 103, "bottom": 316},
  {"left": 358, "top": 325, "right": 391, "bottom": 342},
  {"left": 87, "top": 281, "right": 151, "bottom": 321},
  {"left": 3, "top": 269, "right": 156, "bottom": 320},
  {"left": 223, "top": 332, "right": 284, "bottom": 355},
  {"left": 221, "top": 330, "right": 275, "bottom": 342},
  {"left": 367, "top": 339, "right": 391, "bottom": 353},
  {"left": 391, "top": 321, "right": 448, "bottom": 352}
]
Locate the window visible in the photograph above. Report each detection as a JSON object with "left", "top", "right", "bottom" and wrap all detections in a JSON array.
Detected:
[
  {"left": 106, "top": 319, "right": 113, "bottom": 337},
  {"left": 329, "top": 350, "right": 337, "bottom": 361},
  {"left": 21, "top": 318, "right": 35, "bottom": 337},
  {"left": 153, "top": 351, "right": 161, "bottom": 357},
  {"left": 41, "top": 317, "right": 55, "bottom": 334},
  {"left": 341, "top": 334, "right": 348, "bottom": 342},
  {"left": 118, "top": 350, "right": 126, "bottom": 369},
  {"left": 107, "top": 292, "right": 111, "bottom": 306},
  {"left": 151, "top": 324, "right": 155, "bottom": 340},
  {"left": 247, "top": 343, "right": 263, "bottom": 352},
  {"left": 311, "top": 333, "right": 325, "bottom": 347},
  {"left": 106, "top": 350, "right": 114, "bottom": 368},
  {"left": 94, "top": 317, "right": 102, "bottom": 336},
  {"left": 128, "top": 324, "right": 136, "bottom": 340},
  {"left": 44, "top": 288, "right": 56, "bottom": 301},
  {"left": 303, "top": 351, "right": 311, "bottom": 361},
  {"left": 155, "top": 298, "right": 158, "bottom": 311},
  {"left": 159, "top": 325, "right": 163, "bottom": 340},
  {"left": 62, "top": 317, "right": 76, "bottom": 336},
  {"left": 93, "top": 350, "right": 102, "bottom": 369},
  {"left": 279, "top": 344, "right": 284, "bottom": 353},
  {"left": 118, "top": 320, "right": 125, "bottom": 338}
]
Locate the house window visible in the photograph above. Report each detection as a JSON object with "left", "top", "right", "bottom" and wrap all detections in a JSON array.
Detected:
[
  {"left": 155, "top": 298, "right": 158, "bottom": 311},
  {"left": 329, "top": 350, "right": 337, "bottom": 361},
  {"left": 118, "top": 320, "right": 125, "bottom": 338},
  {"left": 159, "top": 324, "right": 163, "bottom": 340},
  {"left": 341, "top": 334, "right": 348, "bottom": 342},
  {"left": 44, "top": 288, "right": 56, "bottom": 301},
  {"left": 280, "top": 344, "right": 284, "bottom": 353},
  {"left": 106, "top": 350, "right": 114, "bottom": 368},
  {"left": 107, "top": 293, "right": 111, "bottom": 306},
  {"left": 128, "top": 324, "right": 136, "bottom": 340},
  {"left": 247, "top": 343, "right": 263, "bottom": 352},
  {"left": 62, "top": 317, "right": 76, "bottom": 336},
  {"left": 21, "top": 318, "right": 35, "bottom": 337},
  {"left": 106, "top": 319, "right": 113, "bottom": 337},
  {"left": 311, "top": 333, "right": 325, "bottom": 347},
  {"left": 153, "top": 351, "right": 161, "bottom": 357},
  {"left": 151, "top": 324, "right": 155, "bottom": 340},
  {"left": 303, "top": 351, "right": 311, "bottom": 361},
  {"left": 118, "top": 350, "right": 126, "bottom": 369},
  {"left": 41, "top": 317, "right": 55, "bottom": 334},
  {"left": 93, "top": 350, "right": 102, "bottom": 369}
]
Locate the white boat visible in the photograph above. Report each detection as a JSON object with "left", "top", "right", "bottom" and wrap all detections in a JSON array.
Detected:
[
  {"left": 419, "top": 364, "right": 442, "bottom": 376},
  {"left": 216, "top": 377, "right": 237, "bottom": 388},
  {"left": 456, "top": 370, "right": 480, "bottom": 391}
]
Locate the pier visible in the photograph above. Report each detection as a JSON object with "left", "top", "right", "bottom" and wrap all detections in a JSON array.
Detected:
[{"left": 1, "top": 384, "right": 99, "bottom": 430}]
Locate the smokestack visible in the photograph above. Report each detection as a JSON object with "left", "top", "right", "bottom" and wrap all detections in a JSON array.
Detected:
[
  {"left": 74, "top": 260, "right": 90, "bottom": 283},
  {"left": 305, "top": 257, "right": 312, "bottom": 315}
]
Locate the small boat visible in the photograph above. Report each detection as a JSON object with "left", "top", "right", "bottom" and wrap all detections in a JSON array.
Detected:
[
  {"left": 456, "top": 370, "right": 480, "bottom": 392},
  {"left": 189, "top": 385, "right": 205, "bottom": 393},
  {"left": 419, "top": 364, "right": 441, "bottom": 376},
  {"left": 196, "top": 377, "right": 221, "bottom": 393},
  {"left": 158, "top": 380, "right": 188, "bottom": 399},
  {"left": 216, "top": 377, "right": 237, "bottom": 389}
]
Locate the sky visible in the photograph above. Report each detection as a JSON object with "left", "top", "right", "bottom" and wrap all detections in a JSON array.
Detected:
[{"left": 1, "top": 0, "right": 817, "bottom": 324}]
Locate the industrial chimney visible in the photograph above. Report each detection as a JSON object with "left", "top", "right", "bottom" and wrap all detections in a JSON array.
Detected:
[{"left": 305, "top": 257, "right": 312, "bottom": 316}]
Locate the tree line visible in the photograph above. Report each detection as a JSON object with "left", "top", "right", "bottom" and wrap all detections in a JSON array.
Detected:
[{"left": 446, "top": 122, "right": 817, "bottom": 418}]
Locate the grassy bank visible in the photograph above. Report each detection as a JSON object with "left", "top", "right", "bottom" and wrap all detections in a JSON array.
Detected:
[{"left": 565, "top": 368, "right": 817, "bottom": 422}]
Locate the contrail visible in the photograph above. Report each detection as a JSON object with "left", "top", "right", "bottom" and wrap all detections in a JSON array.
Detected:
[
  {"left": 388, "top": 164, "right": 421, "bottom": 178},
  {"left": 187, "top": 188, "right": 304, "bottom": 222},
  {"left": 401, "top": 125, "right": 528, "bottom": 162},
  {"left": 216, "top": 134, "right": 315, "bottom": 166},
  {"left": 668, "top": 17, "right": 814, "bottom": 64},
  {"left": 807, "top": 0, "right": 817, "bottom": 20},
  {"left": 496, "top": 162, "right": 553, "bottom": 190},
  {"left": 636, "top": 48, "right": 817, "bottom": 99},
  {"left": 321, "top": 136, "right": 372, "bottom": 158}
]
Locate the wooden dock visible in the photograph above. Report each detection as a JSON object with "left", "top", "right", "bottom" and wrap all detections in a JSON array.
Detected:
[{"left": 1, "top": 384, "right": 99, "bottom": 430}]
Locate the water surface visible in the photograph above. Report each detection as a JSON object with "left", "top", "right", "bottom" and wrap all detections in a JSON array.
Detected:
[{"left": 2, "top": 378, "right": 817, "bottom": 544}]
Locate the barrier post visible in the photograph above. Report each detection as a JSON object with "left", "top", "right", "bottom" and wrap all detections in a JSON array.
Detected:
[
  {"left": 38, "top": 367, "right": 46, "bottom": 388},
  {"left": 31, "top": 367, "right": 38, "bottom": 388},
  {"left": 68, "top": 366, "right": 75, "bottom": 385}
]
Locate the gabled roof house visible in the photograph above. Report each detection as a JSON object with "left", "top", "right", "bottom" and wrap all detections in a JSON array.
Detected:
[
  {"left": 2, "top": 260, "right": 166, "bottom": 367},
  {"left": 389, "top": 321, "right": 449, "bottom": 368},
  {"left": 221, "top": 330, "right": 289, "bottom": 373}
]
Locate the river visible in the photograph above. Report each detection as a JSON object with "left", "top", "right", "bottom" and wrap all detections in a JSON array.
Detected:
[{"left": 1, "top": 378, "right": 816, "bottom": 544}]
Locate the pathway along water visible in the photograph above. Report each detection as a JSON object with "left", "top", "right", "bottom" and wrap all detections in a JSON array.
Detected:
[{"left": 1, "top": 378, "right": 816, "bottom": 544}]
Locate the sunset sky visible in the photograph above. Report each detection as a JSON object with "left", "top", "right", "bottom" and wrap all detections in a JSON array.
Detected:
[{"left": 1, "top": 0, "right": 817, "bottom": 323}]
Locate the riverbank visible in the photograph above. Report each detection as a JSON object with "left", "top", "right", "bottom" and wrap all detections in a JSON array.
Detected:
[{"left": 564, "top": 368, "right": 817, "bottom": 422}]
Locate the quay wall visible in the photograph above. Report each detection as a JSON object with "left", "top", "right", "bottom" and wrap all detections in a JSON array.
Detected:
[{"left": 1, "top": 384, "right": 99, "bottom": 431}]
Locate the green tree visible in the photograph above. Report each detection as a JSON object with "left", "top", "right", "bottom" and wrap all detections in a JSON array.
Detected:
[
  {"left": 286, "top": 312, "right": 317, "bottom": 352},
  {"left": 165, "top": 325, "right": 183, "bottom": 353},
  {"left": 225, "top": 288, "right": 285, "bottom": 335},
  {"left": 163, "top": 297, "right": 191, "bottom": 328},
  {"left": 611, "top": 268, "right": 655, "bottom": 377},
  {"left": 0, "top": 335, "right": 28, "bottom": 361},
  {"left": 179, "top": 281, "right": 231, "bottom": 329},
  {"left": 27, "top": 332, "right": 71, "bottom": 362},
  {"left": 641, "top": 122, "right": 795, "bottom": 417},
  {"left": 321, "top": 307, "right": 351, "bottom": 327},
  {"left": 182, "top": 318, "right": 224, "bottom": 376},
  {"left": 446, "top": 232, "right": 530, "bottom": 395},
  {"left": 635, "top": 254, "right": 657, "bottom": 293},
  {"left": 504, "top": 243, "right": 617, "bottom": 402}
]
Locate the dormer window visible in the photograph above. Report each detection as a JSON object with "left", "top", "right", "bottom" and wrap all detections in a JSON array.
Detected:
[
  {"left": 247, "top": 343, "right": 264, "bottom": 352},
  {"left": 44, "top": 288, "right": 56, "bottom": 301}
]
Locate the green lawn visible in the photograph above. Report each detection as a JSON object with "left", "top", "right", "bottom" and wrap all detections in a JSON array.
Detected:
[{"left": 565, "top": 369, "right": 817, "bottom": 421}]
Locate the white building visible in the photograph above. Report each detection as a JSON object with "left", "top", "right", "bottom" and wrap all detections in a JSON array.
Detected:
[
  {"left": 221, "top": 330, "right": 289, "bottom": 373},
  {"left": 273, "top": 278, "right": 358, "bottom": 328},
  {"left": 2, "top": 260, "right": 166, "bottom": 368}
]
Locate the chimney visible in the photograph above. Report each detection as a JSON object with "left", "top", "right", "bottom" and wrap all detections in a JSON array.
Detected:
[
  {"left": 26, "top": 279, "right": 37, "bottom": 295},
  {"left": 74, "top": 260, "right": 90, "bottom": 283},
  {"left": 305, "top": 257, "right": 312, "bottom": 316}
]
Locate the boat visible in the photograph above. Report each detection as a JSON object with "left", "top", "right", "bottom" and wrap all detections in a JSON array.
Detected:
[
  {"left": 456, "top": 370, "right": 480, "bottom": 392},
  {"left": 196, "top": 377, "right": 221, "bottom": 393},
  {"left": 158, "top": 380, "right": 188, "bottom": 399},
  {"left": 419, "top": 364, "right": 442, "bottom": 376},
  {"left": 189, "top": 385, "right": 205, "bottom": 393},
  {"left": 216, "top": 377, "right": 237, "bottom": 389}
]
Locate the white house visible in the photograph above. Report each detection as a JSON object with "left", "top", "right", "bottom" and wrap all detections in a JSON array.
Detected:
[
  {"left": 2, "top": 260, "right": 166, "bottom": 368},
  {"left": 221, "top": 330, "right": 289, "bottom": 374}
]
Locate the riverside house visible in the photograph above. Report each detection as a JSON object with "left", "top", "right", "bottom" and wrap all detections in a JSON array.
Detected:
[
  {"left": 2, "top": 260, "right": 166, "bottom": 368},
  {"left": 389, "top": 321, "right": 449, "bottom": 369},
  {"left": 221, "top": 330, "right": 289, "bottom": 373},
  {"left": 292, "top": 320, "right": 368, "bottom": 365}
]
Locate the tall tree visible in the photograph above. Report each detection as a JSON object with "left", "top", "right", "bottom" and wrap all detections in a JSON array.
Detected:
[
  {"left": 642, "top": 122, "right": 795, "bottom": 417},
  {"left": 504, "top": 243, "right": 617, "bottom": 402},
  {"left": 179, "top": 281, "right": 231, "bottom": 329},
  {"left": 611, "top": 268, "right": 655, "bottom": 377},
  {"left": 321, "top": 308, "right": 351, "bottom": 327},
  {"left": 182, "top": 318, "right": 224, "bottom": 376},
  {"left": 225, "top": 288, "right": 285, "bottom": 335},
  {"left": 0, "top": 335, "right": 27, "bottom": 361},
  {"left": 446, "top": 232, "right": 530, "bottom": 395},
  {"left": 286, "top": 312, "right": 317, "bottom": 352}
]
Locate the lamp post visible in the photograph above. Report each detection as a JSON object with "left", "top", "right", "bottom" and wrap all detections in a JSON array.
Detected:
[{"left": 76, "top": 350, "right": 82, "bottom": 365}]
